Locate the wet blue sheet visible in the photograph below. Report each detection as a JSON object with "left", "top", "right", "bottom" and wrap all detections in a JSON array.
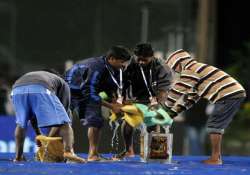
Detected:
[{"left": 0, "top": 153, "right": 249, "bottom": 175}]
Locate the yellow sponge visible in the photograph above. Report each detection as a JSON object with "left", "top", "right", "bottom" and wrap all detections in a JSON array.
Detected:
[
  {"left": 109, "top": 104, "right": 144, "bottom": 127},
  {"left": 36, "top": 135, "right": 64, "bottom": 162}
]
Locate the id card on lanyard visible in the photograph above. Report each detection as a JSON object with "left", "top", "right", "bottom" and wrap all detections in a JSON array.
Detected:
[
  {"left": 140, "top": 65, "right": 158, "bottom": 105},
  {"left": 105, "top": 62, "right": 123, "bottom": 104}
]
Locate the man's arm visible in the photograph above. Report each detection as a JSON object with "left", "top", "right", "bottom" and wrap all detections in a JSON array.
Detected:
[
  {"left": 165, "top": 69, "right": 200, "bottom": 114},
  {"left": 155, "top": 60, "right": 173, "bottom": 92},
  {"left": 156, "top": 90, "right": 168, "bottom": 103},
  {"left": 102, "top": 100, "right": 123, "bottom": 114},
  {"left": 154, "top": 61, "right": 173, "bottom": 103},
  {"left": 86, "top": 70, "right": 102, "bottom": 103},
  {"left": 14, "top": 125, "right": 26, "bottom": 162},
  {"left": 30, "top": 117, "right": 42, "bottom": 135},
  {"left": 58, "top": 82, "right": 71, "bottom": 114}
]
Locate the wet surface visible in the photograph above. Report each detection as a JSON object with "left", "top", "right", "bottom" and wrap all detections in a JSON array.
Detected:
[{"left": 0, "top": 153, "right": 250, "bottom": 175}]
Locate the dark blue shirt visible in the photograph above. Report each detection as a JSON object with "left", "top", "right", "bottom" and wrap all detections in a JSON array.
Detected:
[{"left": 65, "top": 56, "right": 119, "bottom": 103}]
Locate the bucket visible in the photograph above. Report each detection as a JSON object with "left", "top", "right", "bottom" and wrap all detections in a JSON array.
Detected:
[{"left": 140, "top": 131, "right": 173, "bottom": 163}]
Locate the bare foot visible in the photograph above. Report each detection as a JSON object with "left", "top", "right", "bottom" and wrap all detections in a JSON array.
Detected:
[
  {"left": 88, "top": 155, "right": 100, "bottom": 162},
  {"left": 125, "top": 151, "right": 135, "bottom": 158},
  {"left": 13, "top": 155, "right": 26, "bottom": 162},
  {"left": 87, "top": 155, "right": 108, "bottom": 162},
  {"left": 127, "top": 147, "right": 135, "bottom": 158},
  {"left": 203, "top": 158, "right": 222, "bottom": 165},
  {"left": 64, "top": 152, "right": 86, "bottom": 163},
  {"left": 113, "top": 151, "right": 135, "bottom": 160}
]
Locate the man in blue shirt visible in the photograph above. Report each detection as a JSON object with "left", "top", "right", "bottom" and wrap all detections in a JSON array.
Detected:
[{"left": 65, "top": 45, "right": 131, "bottom": 161}]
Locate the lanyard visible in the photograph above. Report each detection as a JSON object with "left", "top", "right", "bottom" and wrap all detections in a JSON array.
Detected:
[
  {"left": 139, "top": 65, "right": 153, "bottom": 98},
  {"left": 105, "top": 63, "right": 123, "bottom": 97}
]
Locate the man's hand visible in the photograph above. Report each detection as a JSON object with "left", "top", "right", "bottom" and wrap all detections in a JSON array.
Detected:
[
  {"left": 148, "top": 103, "right": 160, "bottom": 111},
  {"left": 111, "top": 103, "right": 123, "bottom": 114},
  {"left": 123, "top": 100, "right": 134, "bottom": 105},
  {"left": 35, "top": 136, "right": 42, "bottom": 147},
  {"left": 157, "top": 103, "right": 178, "bottom": 118},
  {"left": 164, "top": 107, "right": 178, "bottom": 118}
]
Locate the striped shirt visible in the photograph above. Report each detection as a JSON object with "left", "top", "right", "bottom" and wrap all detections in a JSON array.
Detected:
[{"left": 164, "top": 49, "right": 246, "bottom": 113}]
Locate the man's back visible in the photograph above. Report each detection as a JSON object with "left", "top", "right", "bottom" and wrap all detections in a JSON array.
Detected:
[
  {"left": 65, "top": 56, "right": 120, "bottom": 102},
  {"left": 185, "top": 62, "right": 245, "bottom": 102},
  {"left": 165, "top": 49, "right": 246, "bottom": 113},
  {"left": 14, "top": 71, "right": 64, "bottom": 92},
  {"left": 13, "top": 71, "right": 70, "bottom": 110}
]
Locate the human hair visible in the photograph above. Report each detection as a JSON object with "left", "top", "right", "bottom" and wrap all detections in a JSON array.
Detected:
[
  {"left": 134, "top": 43, "right": 154, "bottom": 57},
  {"left": 106, "top": 45, "right": 131, "bottom": 61}
]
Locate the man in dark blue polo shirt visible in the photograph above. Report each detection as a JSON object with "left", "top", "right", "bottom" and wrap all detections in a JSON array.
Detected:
[{"left": 65, "top": 45, "right": 131, "bottom": 161}]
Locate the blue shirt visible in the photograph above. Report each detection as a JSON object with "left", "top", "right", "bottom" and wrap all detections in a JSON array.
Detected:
[{"left": 65, "top": 56, "right": 120, "bottom": 103}]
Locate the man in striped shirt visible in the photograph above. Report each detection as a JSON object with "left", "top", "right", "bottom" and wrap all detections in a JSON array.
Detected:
[{"left": 164, "top": 49, "right": 246, "bottom": 165}]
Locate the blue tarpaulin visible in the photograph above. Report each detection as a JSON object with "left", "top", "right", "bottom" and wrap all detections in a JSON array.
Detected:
[{"left": 0, "top": 153, "right": 250, "bottom": 175}]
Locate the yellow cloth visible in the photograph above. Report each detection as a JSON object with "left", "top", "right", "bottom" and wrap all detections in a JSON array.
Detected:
[
  {"left": 36, "top": 135, "right": 64, "bottom": 162},
  {"left": 109, "top": 104, "right": 144, "bottom": 127}
]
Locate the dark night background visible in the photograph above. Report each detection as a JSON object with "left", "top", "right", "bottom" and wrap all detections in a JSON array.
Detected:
[
  {"left": 1, "top": 0, "right": 250, "bottom": 77},
  {"left": 217, "top": 1, "right": 250, "bottom": 68}
]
